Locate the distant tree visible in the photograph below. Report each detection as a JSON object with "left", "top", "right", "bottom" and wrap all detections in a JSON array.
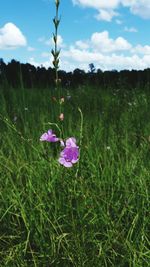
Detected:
[
  {"left": 73, "top": 68, "right": 86, "bottom": 87},
  {"left": 0, "top": 58, "right": 6, "bottom": 76},
  {"left": 0, "top": 58, "right": 7, "bottom": 86},
  {"left": 0, "top": 58, "right": 150, "bottom": 90},
  {"left": 89, "top": 63, "right": 95, "bottom": 73},
  {"left": 97, "top": 68, "right": 103, "bottom": 74},
  {"left": 6, "top": 59, "right": 21, "bottom": 87}
]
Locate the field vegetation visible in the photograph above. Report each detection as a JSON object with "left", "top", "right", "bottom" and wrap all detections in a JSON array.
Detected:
[{"left": 0, "top": 84, "right": 150, "bottom": 266}]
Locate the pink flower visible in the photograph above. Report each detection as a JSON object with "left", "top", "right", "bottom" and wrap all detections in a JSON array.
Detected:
[
  {"left": 40, "top": 129, "right": 59, "bottom": 142},
  {"left": 59, "top": 113, "right": 64, "bottom": 121},
  {"left": 58, "top": 137, "right": 79, "bottom": 167}
]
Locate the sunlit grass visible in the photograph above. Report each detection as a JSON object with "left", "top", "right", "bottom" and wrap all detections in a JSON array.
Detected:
[{"left": 0, "top": 86, "right": 150, "bottom": 266}]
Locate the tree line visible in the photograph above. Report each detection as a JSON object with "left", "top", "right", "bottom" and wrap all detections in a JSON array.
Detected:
[{"left": 0, "top": 58, "right": 150, "bottom": 89}]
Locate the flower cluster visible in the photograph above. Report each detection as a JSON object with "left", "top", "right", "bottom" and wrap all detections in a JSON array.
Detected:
[{"left": 40, "top": 129, "right": 79, "bottom": 168}]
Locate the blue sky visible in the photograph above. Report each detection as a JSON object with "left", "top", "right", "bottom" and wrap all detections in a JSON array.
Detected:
[{"left": 0, "top": 0, "right": 150, "bottom": 71}]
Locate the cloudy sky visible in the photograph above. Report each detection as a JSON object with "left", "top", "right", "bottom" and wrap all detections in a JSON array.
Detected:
[{"left": 0, "top": 0, "right": 150, "bottom": 71}]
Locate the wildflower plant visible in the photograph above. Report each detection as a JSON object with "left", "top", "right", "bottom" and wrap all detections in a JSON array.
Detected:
[
  {"left": 51, "top": 0, "right": 60, "bottom": 87},
  {"left": 40, "top": 0, "right": 83, "bottom": 168}
]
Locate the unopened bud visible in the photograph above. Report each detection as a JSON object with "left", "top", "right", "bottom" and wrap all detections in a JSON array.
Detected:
[
  {"left": 59, "top": 113, "right": 64, "bottom": 121},
  {"left": 60, "top": 97, "right": 65, "bottom": 104},
  {"left": 55, "top": 0, "right": 60, "bottom": 8}
]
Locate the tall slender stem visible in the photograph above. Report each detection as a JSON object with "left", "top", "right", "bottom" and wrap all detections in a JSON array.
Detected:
[{"left": 52, "top": 0, "right": 60, "bottom": 89}]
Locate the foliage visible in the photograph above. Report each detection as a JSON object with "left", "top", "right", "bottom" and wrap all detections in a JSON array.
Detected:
[
  {"left": 0, "top": 85, "right": 150, "bottom": 266},
  {"left": 0, "top": 58, "right": 150, "bottom": 89}
]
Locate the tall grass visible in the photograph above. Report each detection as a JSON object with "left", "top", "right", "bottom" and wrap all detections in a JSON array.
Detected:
[{"left": 0, "top": 86, "right": 150, "bottom": 266}]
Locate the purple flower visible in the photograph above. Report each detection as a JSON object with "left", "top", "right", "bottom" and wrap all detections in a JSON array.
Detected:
[
  {"left": 58, "top": 137, "right": 79, "bottom": 167},
  {"left": 40, "top": 129, "right": 59, "bottom": 142}
]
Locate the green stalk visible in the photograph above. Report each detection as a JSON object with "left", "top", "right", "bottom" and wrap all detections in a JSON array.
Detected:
[
  {"left": 51, "top": 0, "right": 60, "bottom": 89},
  {"left": 51, "top": 0, "right": 64, "bottom": 138}
]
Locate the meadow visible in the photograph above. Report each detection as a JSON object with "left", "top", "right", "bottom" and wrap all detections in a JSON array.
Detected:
[{"left": 0, "top": 85, "right": 150, "bottom": 266}]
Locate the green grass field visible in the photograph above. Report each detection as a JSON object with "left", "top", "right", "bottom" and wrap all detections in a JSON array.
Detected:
[{"left": 0, "top": 86, "right": 150, "bottom": 266}]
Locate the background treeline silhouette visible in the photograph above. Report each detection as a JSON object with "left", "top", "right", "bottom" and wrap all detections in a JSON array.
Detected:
[{"left": 0, "top": 58, "right": 150, "bottom": 89}]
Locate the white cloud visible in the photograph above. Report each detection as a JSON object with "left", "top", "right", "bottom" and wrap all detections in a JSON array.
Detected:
[
  {"left": 59, "top": 30, "right": 150, "bottom": 71},
  {"left": 62, "top": 47, "right": 101, "bottom": 63},
  {"left": 95, "top": 9, "right": 118, "bottom": 22},
  {"left": 143, "top": 55, "right": 150, "bottom": 65},
  {"left": 45, "top": 35, "right": 65, "bottom": 48},
  {"left": 29, "top": 57, "right": 51, "bottom": 68},
  {"left": 131, "top": 45, "right": 150, "bottom": 55},
  {"left": 73, "top": 0, "right": 120, "bottom": 21},
  {"left": 122, "top": 0, "right": 150, "bottom": 19},
  {"left": 41, "top": 52, "right": 50, "bottom": 57},
  {"left": 72, "top": 0, "right": 120, "bottom": 9},
  {"left": 29, "top": 55, "right": 68, "bottom": 71},
  {"left": 30, "top": 48, "right": 150, "bottom": 72},
  {"left": 62, "top": 48, "right": 149, "bottom": 71},
  {"left": 0, "top": 22, "right": 27, "bottom": 49},
  {"left": 31, "top": 30, "right": 150, "bottom": 72},
  {"left": 91, "top": 31, "right": 132, "bottom": 52},
  {"left": 72, "top": 0, "right": 150, "bottom": 20},
  {"left": 75, "top": 40, "right": 89, "bottom": 49},
  {"left": 38, "top": 34, "right": 65, "bottom": 48},
  {"left": 27, "top": 46, "right": 36, "bottom": 51},
  {"left": 124, "top": 26, "right": 138, "bottom": 32}
]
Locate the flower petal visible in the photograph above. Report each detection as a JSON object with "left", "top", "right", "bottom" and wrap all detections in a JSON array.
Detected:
[
  {"left": 48, "top": 129, "right": 53, "bottom": 135},
  {"left": 40, "top": 129, "right": 59, "bottom": 142},
  {"left": 58, "top": 157, "right": 65, "bottom": 165},
  {"left": 72, "top": 158, "right": 79, "bottom": 164},
  {"left": 66, "top": 137, "right": 77, "bottom": 147},
  {"left": 40, "top": 133, "right": 48, "bottom": 141},
  {"left": 63, "top": 161, "right": 72, "bottom": 167}
]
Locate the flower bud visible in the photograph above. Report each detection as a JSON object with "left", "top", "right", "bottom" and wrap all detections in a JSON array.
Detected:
[
  {"left": 59, "top": 113, "right": 64, "bottom": 121},
  {"left": 60, "top": 97, "right": 65, "bottom": 104}
]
